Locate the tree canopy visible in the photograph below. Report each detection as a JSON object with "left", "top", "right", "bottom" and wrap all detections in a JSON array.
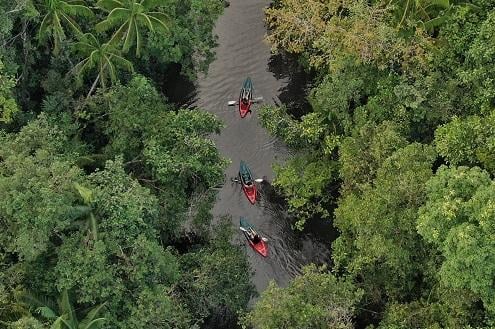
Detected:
[{"left": 255, "top": 0, "right": 495, "bottom": 327}]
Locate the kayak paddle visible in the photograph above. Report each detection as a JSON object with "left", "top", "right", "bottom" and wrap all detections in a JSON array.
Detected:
[
  {"left": 227, "top": 97, "right": 262, "bottom": 106},
  {"left": 231, "top": 177, "right": 264, "bottom": 183},
  {"left": 239, "top": 226, "right": 268, "bottom": 242}
]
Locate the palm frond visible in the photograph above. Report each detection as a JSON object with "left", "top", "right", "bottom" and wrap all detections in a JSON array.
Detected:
[
  {"left": 104, "top": 7, "right": 129, "bottom": 25},
  {"left": 141, "top": 0, "right": 163, "bottom": 10},
  {"left": 59, "top": 290, "right": 77, "bottom": 328},
  {"left": 79, "top": 303, "right": 106, "bottom": 329},
  {"left": 147, "top": 13, "right": 168, "bottom": 31},
  {"left": 73, "top": 40, "right": 97, "bottom": 55},
  {"left": 73, "top": 33, "right": 100, "bottom": 55},
  {"left": 36, "top": 306, "right": 58, "bottom": 319},
  {"left": 107, "top": 20, "right": 130, "bottom": 46},
  {"left": 96, "top": 0, "right": 125, "bottom": 12},
  {"left": 80, "top": 318, "right": 105, "bottom": 329},
  {"left": 108, "top": 53, "right": 133, "bottom": 72},
  {"left": 38, "top": 14, "right": 52, "bottom": 41},
  {"left": 16, "top": 291, "right": 58, "bottom": 314},
  {"left": 137, "top": 13, "right": 154, "bottom": 31},
  {"left": 135, "top": 22, "right": 142, "bottom": 57},
  {"left": 95, "top": 7, "right": 130, "bottom": 32},
  {"left": 429, "top": 0, "right": 450, "bottom": 9},
  {"left": 122, "top": 18, "right": 136, "bottom": 53},
  {"left": 68, "top": 0, "right": 89, "bottom": 5},
  {"left": 60, "top": 13, "right": 83, "bottom": 37},
  {"left": 50, "top": 317, "right": 65, "bottom": 329},
  {"left": 73, "top": 182, "right": 93, "bottom": 204},
  {"left": 104, "top": 56, "right": 118, "bottom": 83},
  {"left": 53, "top": 11, "right": 65, "bottom": 38},
  {"left": 73, "top": 56, "right": 93, "bottom": 79},
  {"left": 95, "top": 19, "right": 114, "bottom": 32},
  {"left": 63, "top": 3, "right": 94, "bottom": 17}
]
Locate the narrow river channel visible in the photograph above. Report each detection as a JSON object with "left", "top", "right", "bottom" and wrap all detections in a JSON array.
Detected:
[{"left": 175, "top": 0, "right": 335, "bottom": 294}]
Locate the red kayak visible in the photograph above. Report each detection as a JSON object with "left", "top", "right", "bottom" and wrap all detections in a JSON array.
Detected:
[
  {"left": 248, "top": 238, "right": 268, "bottom": 257},
  {"left": 242, "top": 184, "right": 256, "bottom": 204},
  {"left": 239, "top": 160, "right": 257, "bottom": 204},
  {"left": 238, "top": 77, "right": 253, "bottom": 118},
  {"left": 239, "top": 99, "right": 252, "bottom": 118},
  {"left": 240, "top": 217, "right": 268, "bottom": 257}
]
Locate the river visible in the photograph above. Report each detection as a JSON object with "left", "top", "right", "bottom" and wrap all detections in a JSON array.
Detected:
[{"left": 171, "top": 0, "right": 335, "bottom": 295}]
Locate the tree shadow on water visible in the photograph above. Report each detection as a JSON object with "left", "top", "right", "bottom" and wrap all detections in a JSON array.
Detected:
[{"left": 267, "top": 52, "right": 315, "bottom": 119}]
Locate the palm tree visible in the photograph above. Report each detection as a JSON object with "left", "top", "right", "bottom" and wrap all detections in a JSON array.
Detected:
[
  {"left": 391, "top": 0, "right": 479, "bottom": 30},
  {"left": 72, "top": 33, "right": 133, "bottom": 96},
  {"left": 19, "top": 289, "right": 105, "bottom": 329},
  {"left": 95, "top": 0, "right": 169, "bottom": 57},
  {"left": 37, "top": 0, "right": 94, "bottom": 54}
]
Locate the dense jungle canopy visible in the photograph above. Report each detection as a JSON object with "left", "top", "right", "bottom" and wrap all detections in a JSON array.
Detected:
[
  {"left": 2, "top": 0, "right": 495, "bottom": 328},
  {"left": 245, "top": 0, "right": 495, "bottom": 328}
]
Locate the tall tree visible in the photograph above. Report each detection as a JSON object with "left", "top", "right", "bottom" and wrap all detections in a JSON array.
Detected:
[
  {"left": 241, "top": 265, "right": 363, "bottom": 329},
  {"left": 37, "top": 0, "right": 94, "bottom": 54},
  {"left": 334, "top": 144, "right": 436, "bottom": 303},
  {"left": 95, "top": 0, "right": 169, "bottom": 57},
  {"left": 72, "top": 33, "right": 133, "bottom": 95},
  {"left": 418, "top": 165, "right": 495, "bottom": 314}
]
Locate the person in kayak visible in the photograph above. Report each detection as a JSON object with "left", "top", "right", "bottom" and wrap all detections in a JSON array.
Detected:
[
  {"left": 232, "top": 176, "right": 252, "bottom": 186},
  {"left": 240, "top": 171, "right": 253, "bottom": 187},
  {"left": 241, "top": 88, "right": 251, "bottom": 104},
  {"left": 247, "top": 228, "right": 261, "bottom": 244}
]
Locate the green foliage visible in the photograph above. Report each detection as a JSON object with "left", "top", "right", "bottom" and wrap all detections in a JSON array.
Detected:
[
  {"left": 258, "top": 104, "right": 307, "bottom": 149},
  {"left": 418, "top": 166, "right": 495, "bottom": 314},
  {"left": 8, "top": 316, "right": 47, "bottom": 329},
  {"left": 36, "top": 0, "right": 94, "bottom": 54},
  {"left": 73, "top": 33, "right": 133, "bottom": 91},
  {"left": 0, "top": 0, "right": 249, "bottom": 327},
  {"left": 179, "top": 219, "right": 255, "bottom": 325},
  {"left": 153, "top": 0, "right": 224, "bottom": 74},
  {"left": 459, "top": 9, "right": 495, "bottom": 113},
  {"left": 20, "top": 289, "right": 105, "bottom": 329},
  {"left": 334, "top": 144, "right": 436, "bottom": 302},
  {"left": 86, "top": 158, "right": 161, "bottom": 247},
  {"left": 125, "top": 287, "right": 192, "bottom": 329},
  {"left": 0, "top": 60, "right": 19, "bottom": 123},
  {"left": 95, "top": 0, "right": 169, "bottom": 57},
  {"left": 265, "top": 0, "right": 433, "bottom": 71},
  {"left": 273, "top": 155, "right": 338, "bottom": 229},
  {"left": 389, "top": 0, "right": 479, "bottom": 31},
  {"left": 435, "top": 111, "right": 495, "bottom": 173},
  {"left": 242, "top": 265, "right": 363, "bottom": 329},
  {"left": 88, "top": 76, "right": 227, "bottom": 191},
  {"left": 308, "top": 65, "right": 375, "bottom": 139},
  {"left": 0, "top": 114, "right": 83, "bottom": 260},
  {"left": 378, "top": 289, "right": 485, "bottom": 329},
  {"left": 339, "top": 121, "right": 408, "bottom": 195},
  {"left": 259, "top": 0, "right": 495, "bottom": 327}
]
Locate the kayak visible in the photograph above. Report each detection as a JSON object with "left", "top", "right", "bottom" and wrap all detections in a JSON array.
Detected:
[
  {"left": 239, "top": 160, "right": 256, "bottom": 204},
  {"left": 238, "top": 77, "right": 253, "bottom": 118},
  {"left": 240, "top": 217, "right": 268, "bottom": 257}
]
